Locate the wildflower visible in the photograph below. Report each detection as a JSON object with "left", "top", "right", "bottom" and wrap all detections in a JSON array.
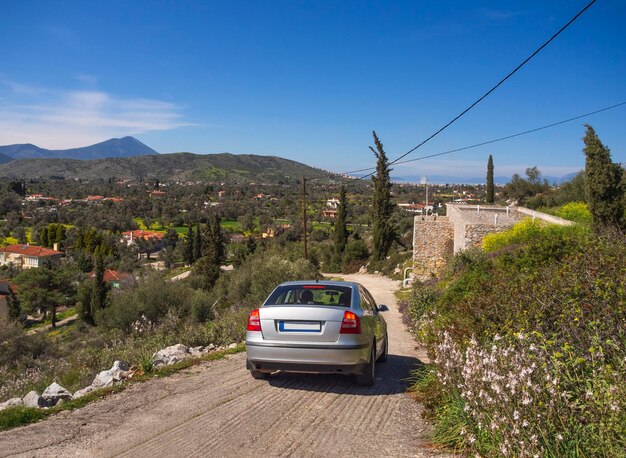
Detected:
[
  {"left": 513, "top": 410, "right": 519, "bottom": 420},
  {"left": 522, "top": 420, "right": 529, "bottom": 428},
  {"left": 468, "top": 434, "right": 476, "bottom": 444}
]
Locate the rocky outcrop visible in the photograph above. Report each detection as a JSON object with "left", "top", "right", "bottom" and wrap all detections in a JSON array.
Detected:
[
  {"left": 0, "top": 397, "right": 23, "bottom": 411},
  {"left": 73, "top": 385, "right": 97, "bottom": 399},
  {"left": 91, "top": 361, "right": 129, "bottom": 388},
  {"left": 23, "top": 391, "right": 45, "bottom": 408},
  {"left": 42, "top": 383, "right": 72, "bottom": 406},
  {"left": 0, "top": 342, "right": 232, "bottom": 412},
  {"left": 152, "top": 344, "right": 191, "bottom": 367}
]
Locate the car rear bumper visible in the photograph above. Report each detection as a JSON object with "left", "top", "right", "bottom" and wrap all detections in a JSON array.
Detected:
[{"left": 245, "top": 340, "right": 370, "bottom": 375}]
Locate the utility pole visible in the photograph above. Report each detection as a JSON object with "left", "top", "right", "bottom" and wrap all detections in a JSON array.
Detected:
[
  {"left": 420, "top": 176, "right": 429, "bottom": 215},
  {"left": 301, "top": 175, "right": 308, "bottom": 260}
]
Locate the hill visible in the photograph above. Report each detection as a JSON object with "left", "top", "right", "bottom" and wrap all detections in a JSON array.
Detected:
[
  {"left": 0, "top": 152, "right": 343, "bottom": 183},
  {"left": 0, "top": 137, "right": 157, "bottom": 161}
]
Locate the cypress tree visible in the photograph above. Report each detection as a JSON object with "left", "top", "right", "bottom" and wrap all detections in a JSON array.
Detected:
[
  {"left": 370, "top": 131, "right": 395, "bottom": 261},
  {"left": 54, "top": 224, "right": 65, "bottom": 248},
  {"left": 486, "top": 154, "right": 495, "bottom": 204},
  {"left": 583, "top": 125, "right": 624, "bottom": 229},
  {"left": 202, "top": 214, "right": 225, "bottom": 265},
  {"left": 40, "top": 227, "right": 49, "bottom": 247},
  {"left": 185, "top": 225, "right": 194, "bottom": 265},
  {"left": 92, "top": 254, "right": 108, "bottom": 310},
  {"left": 333, "top": 185, "right": 349, "bottom": 257},
  {"left": 193, "top": 222, "right": 202, "bottom": 262}
]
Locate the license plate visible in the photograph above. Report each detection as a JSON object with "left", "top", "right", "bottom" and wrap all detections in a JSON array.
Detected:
[{"left": 278, "top": 321, "right": 321, "bottom": 332}]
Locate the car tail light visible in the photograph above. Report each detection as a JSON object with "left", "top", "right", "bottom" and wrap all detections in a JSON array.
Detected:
[
  {"left": 340, "top": 311, "right": 361, "bottom": 334},
  {"left": 247, "top": 309, "right": 261, "bottom": 331}
]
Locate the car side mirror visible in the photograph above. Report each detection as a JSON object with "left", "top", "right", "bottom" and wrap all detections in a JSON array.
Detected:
[{"left": 377, "top": 304, "right": 389, "bottom": 312}]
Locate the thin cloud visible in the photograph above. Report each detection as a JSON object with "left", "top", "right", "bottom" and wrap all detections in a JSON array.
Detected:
[{"left": 0, "top": 81, "right": 195, "bottom": 148}]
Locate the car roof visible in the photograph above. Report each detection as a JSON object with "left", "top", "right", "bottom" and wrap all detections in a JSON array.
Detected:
[{"left": 277, "top": 280, "right": 360, "bottom": 289}]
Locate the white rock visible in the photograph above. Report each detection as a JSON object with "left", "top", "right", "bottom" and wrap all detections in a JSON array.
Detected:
[
  {"left": 152, "top": 344, "right": 190, "bottom": 367},
  {"left": 358, "top": 265, "right": 367, "bottom": 274},
  {"left": 91, "top": 360, "right": 129, "bottom": 388},
  {"left": 73, "top": 385, "right": 97, "bottom": 399},
  {"left": 42, "top": 382, "right": 72, "bottom": 406},
  {"left": 0, "top": 397, "right": 23, "bottom": 411},
  {"left": 204, "top": 344, "right": 216, "bottom": 352},
  {"left": 23, "top": 391, "right": 44, "bottom": 408},
  {"left": 227, "top": 343, "right": 237, "bottom": 349},
  {"left": 189, "top": 346, "right": 204, "bottom": 357}
]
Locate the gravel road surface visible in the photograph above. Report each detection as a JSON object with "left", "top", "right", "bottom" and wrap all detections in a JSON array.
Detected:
[{"left": 0, "top": 273, "right": 449, "bottom": 457}]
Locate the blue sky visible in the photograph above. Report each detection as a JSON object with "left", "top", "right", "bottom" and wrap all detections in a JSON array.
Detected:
[{"left": 1, "top": 0, "right": 624, "bottom": 179}]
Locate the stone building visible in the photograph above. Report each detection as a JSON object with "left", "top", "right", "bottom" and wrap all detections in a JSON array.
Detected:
[{"left": 412, "top": 204, "right": 572, "bottom": 280}]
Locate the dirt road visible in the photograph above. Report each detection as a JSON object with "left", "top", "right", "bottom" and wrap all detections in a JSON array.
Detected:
[{"left": 0, "top": 274, "right": 448, "bottom": 457}]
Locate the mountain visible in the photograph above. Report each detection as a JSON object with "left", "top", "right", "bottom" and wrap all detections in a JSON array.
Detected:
[
  {"left": 0, "top": 137, "right": 158, "bottom": 161},
  {"left": 0, "top": 152, "right": 345, "bottom": 184}
]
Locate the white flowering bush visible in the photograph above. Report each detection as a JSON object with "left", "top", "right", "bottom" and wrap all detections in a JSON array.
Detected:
[
  {"left": 433, "top": 330, "right": 625, "bottom": 457},
  {"left": 404, "top": 228, "right": 626, "bottom": 457}
]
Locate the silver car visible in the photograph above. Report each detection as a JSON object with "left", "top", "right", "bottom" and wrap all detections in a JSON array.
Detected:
[{"left": 245, "top": 280, "right": 389, "bottom": 386}]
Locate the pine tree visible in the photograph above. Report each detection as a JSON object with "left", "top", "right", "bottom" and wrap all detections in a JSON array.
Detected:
[
  {"left": 185, "top": 225, "right": 195, "bottom": 265},
  {"left": 486, "top": 154, "right": 495, "bottom": 204},
  {"left": 370, "top": 131, "right": 395, "bottom": 261},
  {"left": 333, "top": 185, "right": 349, "bottom": 257},
  {"left": 583, "top": 125, "right": 624, "bottom": 229},
  {"left": 193, "top": 222, "right": 202, "bottom": 262}
]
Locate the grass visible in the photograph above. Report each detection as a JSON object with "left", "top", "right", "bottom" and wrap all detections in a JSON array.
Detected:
[
  {"left": 0, "top": 343, "right": 246, "bottom": 432},
  {"left": 27, "top": 308, "right": 77, "bottom": 329}
]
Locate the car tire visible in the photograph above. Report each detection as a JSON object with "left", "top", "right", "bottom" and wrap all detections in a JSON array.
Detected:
[
  {"left": 377, "top": 334, "right": 388, "bottom": 363},
  {"left": 356, "top": 342, "right": 376, "bottom": 386},
  {"left": 250, "top": 369, "right": 270, "bottom": 380}
]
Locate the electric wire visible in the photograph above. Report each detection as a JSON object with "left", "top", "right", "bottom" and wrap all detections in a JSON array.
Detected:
[
  {"left": 359, "top": 0, "right": 598, "bottom": 179},
  {"left": 343, "top": 101, "right": 626, "bottom": 175}
]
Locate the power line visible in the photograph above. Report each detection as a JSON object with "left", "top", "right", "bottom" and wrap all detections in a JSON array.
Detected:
[
  {"left": 359, "top": 0, "right": 597, "bottom": 179},
  {"left": 343, "top": 101, "right": 626, "bottom": 175}
]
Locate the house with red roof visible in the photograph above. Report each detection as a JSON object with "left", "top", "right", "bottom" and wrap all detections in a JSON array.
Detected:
[
  {"left": 89, "top": 269, "right": 134, "bottom": 289},
  {"left": 121, "top": 230, "right": 165, "bottom": 246},
  {"left": 0, "top": 244, "right": 63, "bottom": 269}
]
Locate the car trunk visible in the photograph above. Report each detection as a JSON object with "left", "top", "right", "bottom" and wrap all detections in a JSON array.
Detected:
[{"left": 259, "top": 305, "right": 345, "bottom": 343}]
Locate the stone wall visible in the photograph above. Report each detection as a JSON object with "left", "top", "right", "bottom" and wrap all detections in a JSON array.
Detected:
[
  {"left": 447, "top": 205, "right": 524, "bottom": 253},
  {"left": 412, "top": 204, "right": 576, "bottom": 279},
  {"left": 412, "top": 215, "right": 453, "bottom": 280}
]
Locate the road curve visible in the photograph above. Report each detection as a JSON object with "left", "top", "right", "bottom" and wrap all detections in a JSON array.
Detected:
[{"left": 0, "top": 274, "right": 449, "bottom": 458}]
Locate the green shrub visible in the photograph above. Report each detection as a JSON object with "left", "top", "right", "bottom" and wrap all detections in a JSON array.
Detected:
[
  {"left": 0, "top": 407, "right": 48, "bottom": 431},
  {"left": 554, "top": 201, "right": 593, "bottom": 225},
  {"left": 404, "top": 228, "right": 626, "bottom": 456}
]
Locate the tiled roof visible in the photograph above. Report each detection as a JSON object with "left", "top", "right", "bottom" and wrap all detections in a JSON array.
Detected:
[
  {"left": 121, "top": 230, "right": 165, "bottom": 240},
  {"left": 0, "top": 244, "right": 63, "bottom": 257},
  {"left": 89, "top": 269, "right": 133, "bottom": 283}
]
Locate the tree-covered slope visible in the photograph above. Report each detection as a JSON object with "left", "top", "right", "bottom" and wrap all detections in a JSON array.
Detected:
[{"left": 0, "top": 152, "right": 343, "bottom": 183}]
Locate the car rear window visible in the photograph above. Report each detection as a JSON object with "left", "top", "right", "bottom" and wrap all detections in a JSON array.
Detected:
[{"left": 265, "top": 285, "right": 352, "bottom": 307}]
